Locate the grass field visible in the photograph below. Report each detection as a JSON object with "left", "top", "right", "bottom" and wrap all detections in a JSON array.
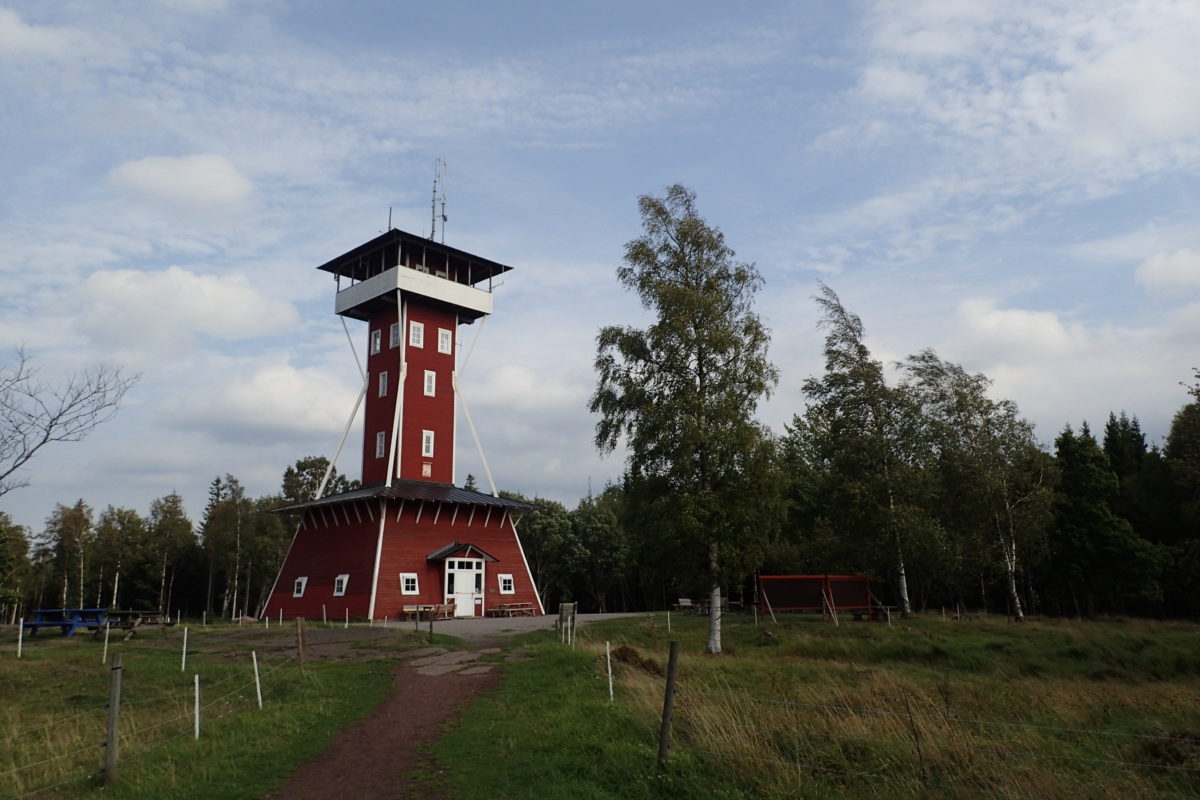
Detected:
[
  {"left": 3, "top": 614, "right": 1198, "bottom": 799},
  {"left": 0, "top": 621, "right": 426, "bottom": 799},
  {"left": 435, "top": 612, "right": 1200, "bottom": 800}
]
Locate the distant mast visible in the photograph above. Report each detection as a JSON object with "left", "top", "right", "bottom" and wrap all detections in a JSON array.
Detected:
[{"left": 431, "top": 156, "right": 447, "bottom": 243}]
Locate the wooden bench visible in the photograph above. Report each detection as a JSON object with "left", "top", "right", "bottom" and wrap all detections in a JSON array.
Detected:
[
  {"left": 103, "top": 610, "right": 174, "bottom": 639},
  {"left": 672, "top": 598, "right": 694, "bottom": 614},
  {"left": 488, "top": 602, "right": 536, "bottom": 617},
  {"left": 401, "top": 603, "right": 455, "bottom": 620}
]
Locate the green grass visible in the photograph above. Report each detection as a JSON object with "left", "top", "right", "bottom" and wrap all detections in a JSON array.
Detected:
[
  {"left": 0, "top": 623, "right": 398, "bottom": 799},
  {"left": 433, "top": 613, "right": 1200, "bottom": 800}
]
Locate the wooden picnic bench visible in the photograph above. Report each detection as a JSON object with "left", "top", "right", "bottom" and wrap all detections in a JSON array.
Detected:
[
  {"left": 401, "top": 603, "right": 455, "bottom": 620},
  {"left": 102, "top": 610, "right": 174, "bottom": 639},
  {"left": 673, "top": 598, "right": 694, "bottom": 614},
  {"left": 23, "top": 609, "right": 108, "bottom": 637},
  {"left": 487, "top": 602, "right": 536, "bottom": 617}
]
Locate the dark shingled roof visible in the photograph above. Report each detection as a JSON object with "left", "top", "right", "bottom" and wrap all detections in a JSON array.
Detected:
[
  {"left": 426, "top": 541, "right": 498, "bottom": 562},
  {"left": 273, "top": 478, "right": 539, "bottom": 514}
]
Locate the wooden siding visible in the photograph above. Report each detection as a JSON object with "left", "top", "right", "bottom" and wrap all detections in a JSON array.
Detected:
[{"left": 264, "top": 504, "right": 381, "bottom": 620}]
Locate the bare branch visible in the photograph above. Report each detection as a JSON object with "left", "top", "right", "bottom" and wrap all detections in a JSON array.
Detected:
[{"left": 0, "top": 348, "right": 139, "bottom": 497}]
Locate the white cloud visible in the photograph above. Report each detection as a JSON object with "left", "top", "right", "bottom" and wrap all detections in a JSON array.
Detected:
[
  {"left": 158, "top": 362, "right": 358, "bottom": 444},
  {"left": 108, "top": 154, "right": 254, "bottom": 216},
  {"left": 469, "top": 363, "right": 587, "bottom": 413},
  {"left": 1135, "top": 248, "right": 1200, "bottom": 293},
  {"left": 77, "top": 266, "right": 298, "bottom": 357},
  {"left": 0, "top": 8, "right": 102, "bottom": 61},
  {"left": 955, "top": 299, "right": 1085, "bottom": 361}
]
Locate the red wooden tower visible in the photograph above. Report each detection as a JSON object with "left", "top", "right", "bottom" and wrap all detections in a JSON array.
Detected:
[{"left": 265, "top": 228, "right": 543, "bottom": 620}]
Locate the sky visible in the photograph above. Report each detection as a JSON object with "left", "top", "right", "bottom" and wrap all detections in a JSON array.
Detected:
[{"left": 2, "top": 0, "right": 1199, "bottom": 535}]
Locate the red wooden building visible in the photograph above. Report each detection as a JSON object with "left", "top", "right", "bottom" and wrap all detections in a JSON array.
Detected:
[{"left": 264, "top": 228, "right": 543, "bottom": 621}]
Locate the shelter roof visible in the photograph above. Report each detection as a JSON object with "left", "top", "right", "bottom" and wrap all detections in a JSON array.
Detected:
[
  {"left": 315, "top": 227, "right": 512, "bottom": 285},
  {"left": 425, "top": 541, "right": 499, "bottom": 562}
]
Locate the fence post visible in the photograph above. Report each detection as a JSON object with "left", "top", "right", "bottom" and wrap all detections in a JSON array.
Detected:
[
  {"left": 102, "top": 622, "right": 110, "bottom": 665},
  {"left": 16, "top": 617, "right": 22, "bottom": 659},
  {"left": 657, "top": 641, "right": 679, "bottom": 769},
  {"left": 428, "top": 609, "right": 434, "bottom": 643},
  {"left": 104, "top": 652, "right": 123, "bottom": 786},
  {"left": 344, "top": 608, "right": 349, "bottom": 629},
  {"left": 193, "top": 674, "right": 200, "bottom": 740},
  {"left": 252, "top": 651, "right": 263, "bottom": 710},
  {"left": 296, "top": 617, "right": 306, "bottom": 673},
  {"left": 181, "top": 627, "right": 188, "bottom": 672},
  {"left": 322, "top": 604, "right": 327, "bottom": 625},
  {"left": 606, "top": 641, "right": 613, "bottom": 703}
]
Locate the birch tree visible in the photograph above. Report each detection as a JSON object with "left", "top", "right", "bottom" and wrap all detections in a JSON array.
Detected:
[{"left": 590, "top": 185, "right": 780, "bottom": 654}]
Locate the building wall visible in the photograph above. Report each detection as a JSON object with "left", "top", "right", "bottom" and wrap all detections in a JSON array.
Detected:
[
  {"left": 360, "top": 301, "right": 458, "bottom": 485},
  {"left": 374, "top": 499, "right": 541, "bottom": 619},
  {"left": 265, "top": 502, "right": 382, "bottom": 620}
]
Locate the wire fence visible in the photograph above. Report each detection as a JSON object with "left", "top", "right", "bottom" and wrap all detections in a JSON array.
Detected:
[{"left": 0, "top": 643, "right": 306, "bottom": 798}]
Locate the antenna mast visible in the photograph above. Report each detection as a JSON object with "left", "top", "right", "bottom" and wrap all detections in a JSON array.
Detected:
[{"left": 430, "top": 156, "right": 447, "bottom": 243}]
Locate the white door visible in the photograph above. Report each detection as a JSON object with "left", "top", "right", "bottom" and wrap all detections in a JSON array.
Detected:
[{"left": 445, "top": 559, "right": 483, "bottom": 617}]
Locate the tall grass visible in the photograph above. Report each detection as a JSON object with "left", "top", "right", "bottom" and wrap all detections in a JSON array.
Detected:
[{"left": 442, "top": 613, "right": 1200, "bottom": 800}]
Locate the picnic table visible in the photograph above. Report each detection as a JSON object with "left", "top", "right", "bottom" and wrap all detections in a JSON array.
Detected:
[
  {"left": 401, "top": 603, "right": 455, "bottom": 620},
  {"left": 487, "top": 602, "right": 537, "bottom": 617},
  {"left": 22, "top": 609, "right": 108, "bottom": 637},
  {"left": 104, "top": 610, "right": 174, "bottom": 639}
]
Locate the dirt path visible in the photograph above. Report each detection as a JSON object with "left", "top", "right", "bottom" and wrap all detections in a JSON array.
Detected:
[
  {"left": 262, "top": 646, "right": 506, "bottom": 800},
  {"left": 261, "top": 614, "right": 643, "bottom": 799}
]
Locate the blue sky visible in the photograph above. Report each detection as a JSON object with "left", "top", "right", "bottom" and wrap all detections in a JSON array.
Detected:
[{"left": 3, "top": 0, "right": 1199, "bottom": 533}]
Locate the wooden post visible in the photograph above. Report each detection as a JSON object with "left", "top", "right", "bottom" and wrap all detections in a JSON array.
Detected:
[
  {"left": 414, "top": 606, "right": 420, "bottom": 632},
  {"left": 252, "top": 650, "right": 263, "bottom": 710},
  {"left": 322, "top": 604, "right": 327, "bottom": 625},
  {"left": 296, "top": 617, "right": 306, "bottom": 673},
  {"left": 657, "top": 641, "right": 680, "bottom": 768},
  {"left": 428, "top": 609, "right": 434, "bottom": 643},
  {"left": 102, "top": 622, "right": 110, "bottom": 664},
  {"left": 344, "top": 608, "right": 349, "bottom": 629},
  {"left": 667, "top": 610, "right": 671, "bottom": 632},
  {"left": 104, "top": 652, "right": 123, "bottom": 786},
  {"left": 16, "top": 617, "right": 22, "bottom": 659},
  {"left": 279, "top": 608, "right": 283, "bottom": 626},
  {"left": 181, "top": 627, "right": 188, "bottom": 672}
]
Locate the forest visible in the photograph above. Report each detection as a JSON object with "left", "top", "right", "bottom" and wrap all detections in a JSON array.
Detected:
[{"left": 1, "top": 330, "right": 1195, "bottom": 624}]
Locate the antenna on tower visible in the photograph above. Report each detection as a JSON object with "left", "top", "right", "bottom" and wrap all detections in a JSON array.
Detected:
[{"left": 430, "top": 156, "right": 447, "bottom": 243}]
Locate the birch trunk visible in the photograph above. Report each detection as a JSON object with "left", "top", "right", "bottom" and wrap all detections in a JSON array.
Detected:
[{"left": 706, "top": 540, "right": 722, "bottom": 655}]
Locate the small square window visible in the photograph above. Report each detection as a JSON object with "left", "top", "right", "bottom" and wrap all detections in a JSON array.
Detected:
[
  {"left": 378, "top": 371, "right": 388, "bottom": 397},
  {"left": 370, "top": 329, "right": 381, "bottom": 355},
  {"left": 333, "top": 574, "right": 349, "bottom": 597},
  {"left": 423, "top": 370, "right": 436, "bottom": 397},
  {"left": 293, "top": 577, "right": 308, "bottom": 597},
  {"left": 498, "top": 574, "right": 515, "bottom": 594},
  {"left": 375, "top": 431, "right": 386, "bottom": 458},
  {"left": 438, "top": 328, "right": 452, "bottom": 355},
  {"left": 389, "top": 322, "right": 400, "bottom": 348},
  {"left": 410, "top": 321, "right": 424, "bottom": 348},
  {"left": 399, "top": 573, "right": 419, "bottom": 595},
  {"left": 422, "top": 430, "right": 434, "bottom": 458}
]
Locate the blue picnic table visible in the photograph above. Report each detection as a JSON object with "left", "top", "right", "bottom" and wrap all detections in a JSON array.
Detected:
[{"left": 23, "top": 608, "right": 109, "bottom": 637}]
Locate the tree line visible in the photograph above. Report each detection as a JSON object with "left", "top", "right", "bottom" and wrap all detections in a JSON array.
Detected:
[{"left": 0, "top": 458, "right": 356, "bottom": 621}]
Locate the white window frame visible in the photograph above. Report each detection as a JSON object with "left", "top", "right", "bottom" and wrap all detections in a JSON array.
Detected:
[
  {"left": 399, "top": 572, "right": 419, "bottom": 595},
  {"left": 498, "top": 573, "right": 515, "bottom": 595},
  {"left": 423, "top": 370, "right": 436, "bottom": 397},
  {"left": 438, "top": 328, "right": 452, "bottom": 355},
  {"left": 389, "top": 322, "right": 400, "bottom": 348},
  {"left": 422, "top": 429, "right": 435, "bottom": 458},
  {"left": 293, "top": 576, "right": 308, "bottom": 597},
  {"left": 375, "top": 431, "right": 386, "bottom": 458},
  {"left": 378, "top": 370, "right": 388, "bottom": 398},
  {"left": 409, "top": 321, "right": 424, "bottom": 348},
  {"left": 333, "top": 574, "right": 349, "bottom": 597},
  {"left": 370, "top": 329, "right": 381, "bottom": 355}
]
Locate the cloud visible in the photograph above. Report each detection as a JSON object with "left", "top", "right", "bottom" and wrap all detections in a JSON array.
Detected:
[
  {"left": 955, "top": 299, "right": 1085, "bottom": 361},
  {"left": 0, "top": 8, "right": 103, "bottom": 61},
  {"left": 158, "top": 362, "right": 359, "bottom": 445},
  {"left": 1135, "top": 248, "right": 1200, "bottom": 293},
  {"left": 108, "top": 154, "right": 254, "bottom": 216},
  {"left": 77, "top": 266, "right": 298, "bottom": 357}
]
